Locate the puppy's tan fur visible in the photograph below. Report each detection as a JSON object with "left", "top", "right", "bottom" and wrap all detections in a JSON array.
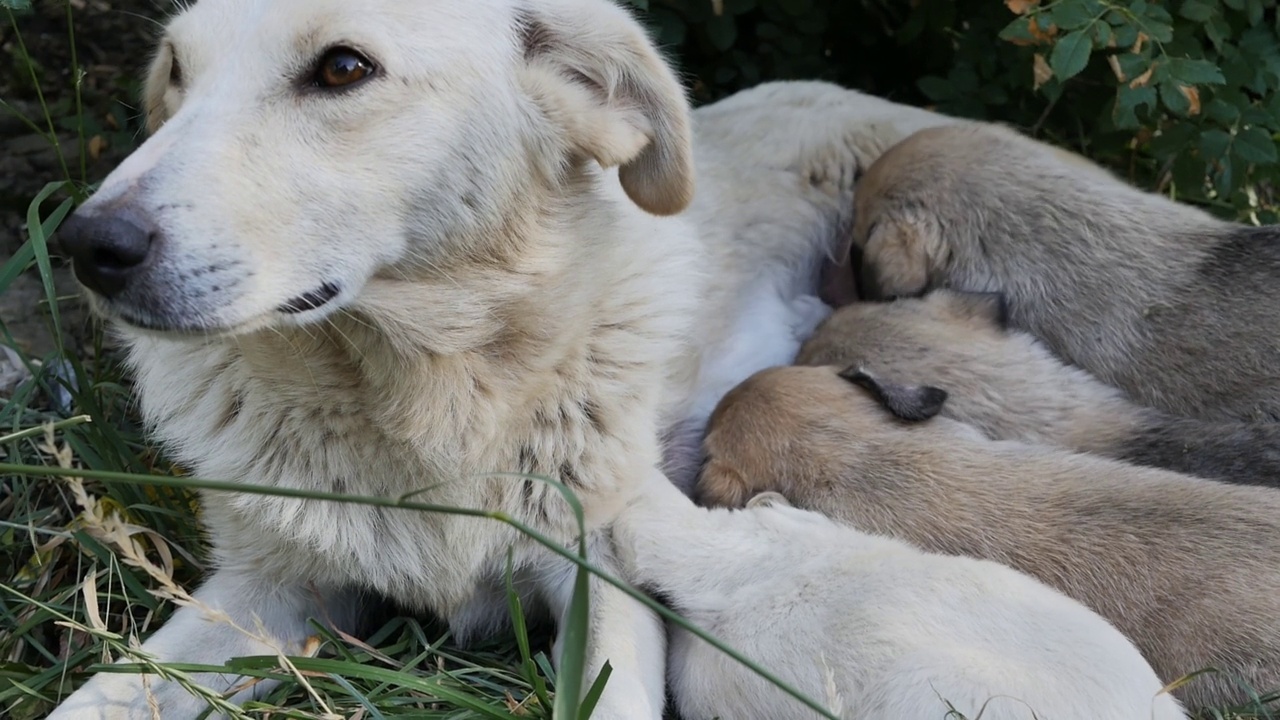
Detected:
[
  {"left": 851, "top": 121, "right": 1280, "bottom": 422},
  {"left": 797, "top": 290, "right": 1280, "bottom": 487},
  {"left": 698, "top": 365, "right": 1280, "bottom": 710}
]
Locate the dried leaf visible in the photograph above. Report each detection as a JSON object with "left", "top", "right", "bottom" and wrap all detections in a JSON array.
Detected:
[
  {"left": 1132, "top": 31, "right": 1148, "bottom": 54},
  {"left": 1005, "top": 0, "right": 1038, "bottom": 14},
  {"left": 1033, "top": 53, "right": 1053, "bottom": 90},
  {"left": 81, "top": 577, "right": 108, "bottom": 632},
  {"left": 1108, "top": 54, "right": 1127, "bottom": 82},
  {"left": 88, "top": 135, "right": 108, "bottom": 161},
  {"left": 1129, "top": 64, "right": 1156, "bottom": 89},
  {"left": 1179, "top": 84, "right": 1201, "bottom": 115},
  {"left": 1028, "top": 17, "right": 1059, "bottom": 43}
]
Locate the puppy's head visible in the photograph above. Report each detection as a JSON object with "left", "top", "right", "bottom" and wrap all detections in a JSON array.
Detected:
[
  {"left": 696, "top": 364, "right": 948, "bottom": 508},
  {"left": 797, "top": 288, "right": 1011, "bottom": 370},
  {"left": 850, "top": 125, "right": 987, "bottom": 300},
  {"left": 56, "top": 0, "right": 693, "bottom": 336}
]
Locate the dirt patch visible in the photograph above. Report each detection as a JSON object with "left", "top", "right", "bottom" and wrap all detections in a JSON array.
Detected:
[{"left": 1, "top": 0, "right": 163, "bottom": 355}]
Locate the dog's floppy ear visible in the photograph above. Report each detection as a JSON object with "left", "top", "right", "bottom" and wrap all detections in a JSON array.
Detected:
[
  {"left": 516, "top": 0, "right": 694, "bottom": 216},
  {"left": 941, "top": 289, "right": 1010, "bottom": 329},
  {"left": 142, "top": 41, "right": 181, "bottom": 134},
  {"left": 837, "top": 365, "right": 947, "bottom": 422}
]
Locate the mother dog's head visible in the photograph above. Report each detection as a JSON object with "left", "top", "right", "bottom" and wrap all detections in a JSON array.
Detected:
[{"left": 57, "top": 0, "right": 693, "bottom": 335}]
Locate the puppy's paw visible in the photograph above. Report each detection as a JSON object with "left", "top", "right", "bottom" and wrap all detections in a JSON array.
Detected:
[{"left": 746, "top": 491, "right": 792, "bottom": 509}]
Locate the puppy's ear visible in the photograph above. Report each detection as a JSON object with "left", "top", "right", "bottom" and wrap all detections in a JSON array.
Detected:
[
  {"left": 837, "top": 366, "right": 948, "bottom": 422},
  {"left": 516, "top": 0, "right": 694, "bottom": 216},
  {"left": 858, "top": 216, "right": 936, "bottom": 300},
  {"left": 940, "top": 289, "right": 1010, "bottom": 329}
]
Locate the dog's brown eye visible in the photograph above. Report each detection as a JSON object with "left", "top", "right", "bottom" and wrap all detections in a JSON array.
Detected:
[{"left": 314, "top": 47, "right": 375, "bottom": 89}]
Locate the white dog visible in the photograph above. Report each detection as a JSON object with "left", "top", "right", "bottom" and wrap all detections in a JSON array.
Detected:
[
  {"left": 610, "top": 475, "right": 1187, "bottom": 720},
  {"left": 48, "top": 0, "right": 955, "bottom": 717}
]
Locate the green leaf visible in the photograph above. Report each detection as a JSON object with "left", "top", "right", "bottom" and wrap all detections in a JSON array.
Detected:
[
  {"left": 1214, "top": 154, "right": 1235, "bottom": 198},
  {"left": 1158, "top": 80, "right": 1191, "bottom": 116},
  {"left": 1142, "top": 8, "right": 1175, "bottom": 43},
  {"left": 1167, "top": 57, "right": 1226, "bottom": 85},
  {"left": 999, "top": 16, "right": 1038, "bottom": 44},
  {"left": 0, "top": 0, "right": 32, "bottom": 8},
  {"left": 26, "top": 182, "right": 75, "bottom": 354},
  {"left": 1147, "top": 120, "right": 1198, "bottom": 158},
  {"left": 1050, "top": 30, "right": 1093, "bottom": 81},
  {"left": 1233, "top": 126, "right": 1278, "bottom": 164},
  {"left": 1112, "top": 85, "right": 1157, "bottom": 129},
  {"left": 1049, "top": 0, "right": 1100, "bottom": 30},
  {"left": 1178, "top": 0, "right": 1216, "bottom": 22},
  {"left": 1246, "top": 0, "right": 1264, "bottom": 25},
  {"left": 1112, "top": 22, "right": 1139, "bottom": 48},
  {"left": 577, "top": 661, "right": 613, "bottom": 720},
  {"left": 1224, "top": 0, "right": 1245, "bottom": 10},
  {"left": 1115, "top": 52, "right": 1152, "bottom": 81},
  {"left": 1242, "top": 105, "right": 1277, "bottom": 130},
  {"left": 1206, "top": 98, "right": 1242, "bottom": 124},
  {"left": 1205, "top": 16, "right": 1229, "bottom": 51},
  {"left": 1199, "top": 129, "right": 1233, "bottom": 161},
  {"left": 1092, "top": 21, "right": 1112, "bottom": 47}
]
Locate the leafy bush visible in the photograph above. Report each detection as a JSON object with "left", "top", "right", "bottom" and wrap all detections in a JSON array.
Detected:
[{"left": 626, "top": 0, "right": 1280, "bottom": 222}]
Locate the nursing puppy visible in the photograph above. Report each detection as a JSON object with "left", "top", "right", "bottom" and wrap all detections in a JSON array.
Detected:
[
  {"left": 798, "top": 289, "right": 1280, "bottom": 487},
  {"left": 698, "top": 365, "right": 1280, "bottom": 710},
  {"left": 852, "top": 121, "right": 1280, "bottom": 422},
  {"left": 46, "top": 0, "right": 959, "bottom": 718},
  {"left": 611, "top": 467, "right": 1185, "bottom": 720}
]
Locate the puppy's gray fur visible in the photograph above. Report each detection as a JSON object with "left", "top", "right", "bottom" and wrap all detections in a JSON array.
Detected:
[
  {"left": 798, "top": 289, "right": 1280, "bottom": 487},
  {"left": 698, "top": 364, "right": 1280, "bottom": 710},
  {"left": 851, "top": 121, "right": 1280, "bottom": 422}
]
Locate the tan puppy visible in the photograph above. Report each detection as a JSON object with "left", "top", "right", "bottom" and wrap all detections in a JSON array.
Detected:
[
  {"left": 698, "top": 364, "right": 1280, "bottom": 711},
  {"left": 797, "top": 289, "right": 1280, "bottom": 488},
  {"left": 850, "top": 121, "right": 1280, "bottom": 423}
]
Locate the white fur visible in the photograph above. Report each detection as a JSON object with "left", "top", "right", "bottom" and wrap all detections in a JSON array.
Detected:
[
  {"left": 47, "top": 1, "right": 957, "bottom": 718},
  {"left": 612, "top": 475, "right": 1188, "bottom": 720}
]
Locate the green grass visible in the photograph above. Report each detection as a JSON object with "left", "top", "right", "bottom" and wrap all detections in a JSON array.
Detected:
[{"left": 1, "top": 3, "right": 1279, "bottom": 720}]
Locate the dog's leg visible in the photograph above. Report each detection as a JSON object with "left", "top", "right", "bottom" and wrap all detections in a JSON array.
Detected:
[
  {"left": 542, "top": 535, "right": 667, "bottom": 720},
  {"left": 49, "top": 569, "right": 356, "bottom": 720}
]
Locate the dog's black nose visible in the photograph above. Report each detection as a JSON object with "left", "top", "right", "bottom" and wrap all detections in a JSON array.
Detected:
[{"left": 57, "top": 207, "right": 157, "bottom": 299}]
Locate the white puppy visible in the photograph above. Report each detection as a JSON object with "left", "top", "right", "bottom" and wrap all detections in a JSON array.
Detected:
[
  {"left": 47, "top": 0, "right": 958, "bottom": 718},
  {"left": 611, "top": 474, "right": 1187, "bottom": 720}
]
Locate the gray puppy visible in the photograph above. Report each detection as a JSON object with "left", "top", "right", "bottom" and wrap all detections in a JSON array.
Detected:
[
  {"left": 797, "top": 289, "right": 1280, "bottom": 488},
  {"left": 851, "top": 121, "right": 1280, "bottom": 422}
]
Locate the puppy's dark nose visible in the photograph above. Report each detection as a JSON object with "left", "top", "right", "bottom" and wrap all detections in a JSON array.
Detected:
[{"left": 57, "top": 206, "right": 158, "bottom": 299}]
